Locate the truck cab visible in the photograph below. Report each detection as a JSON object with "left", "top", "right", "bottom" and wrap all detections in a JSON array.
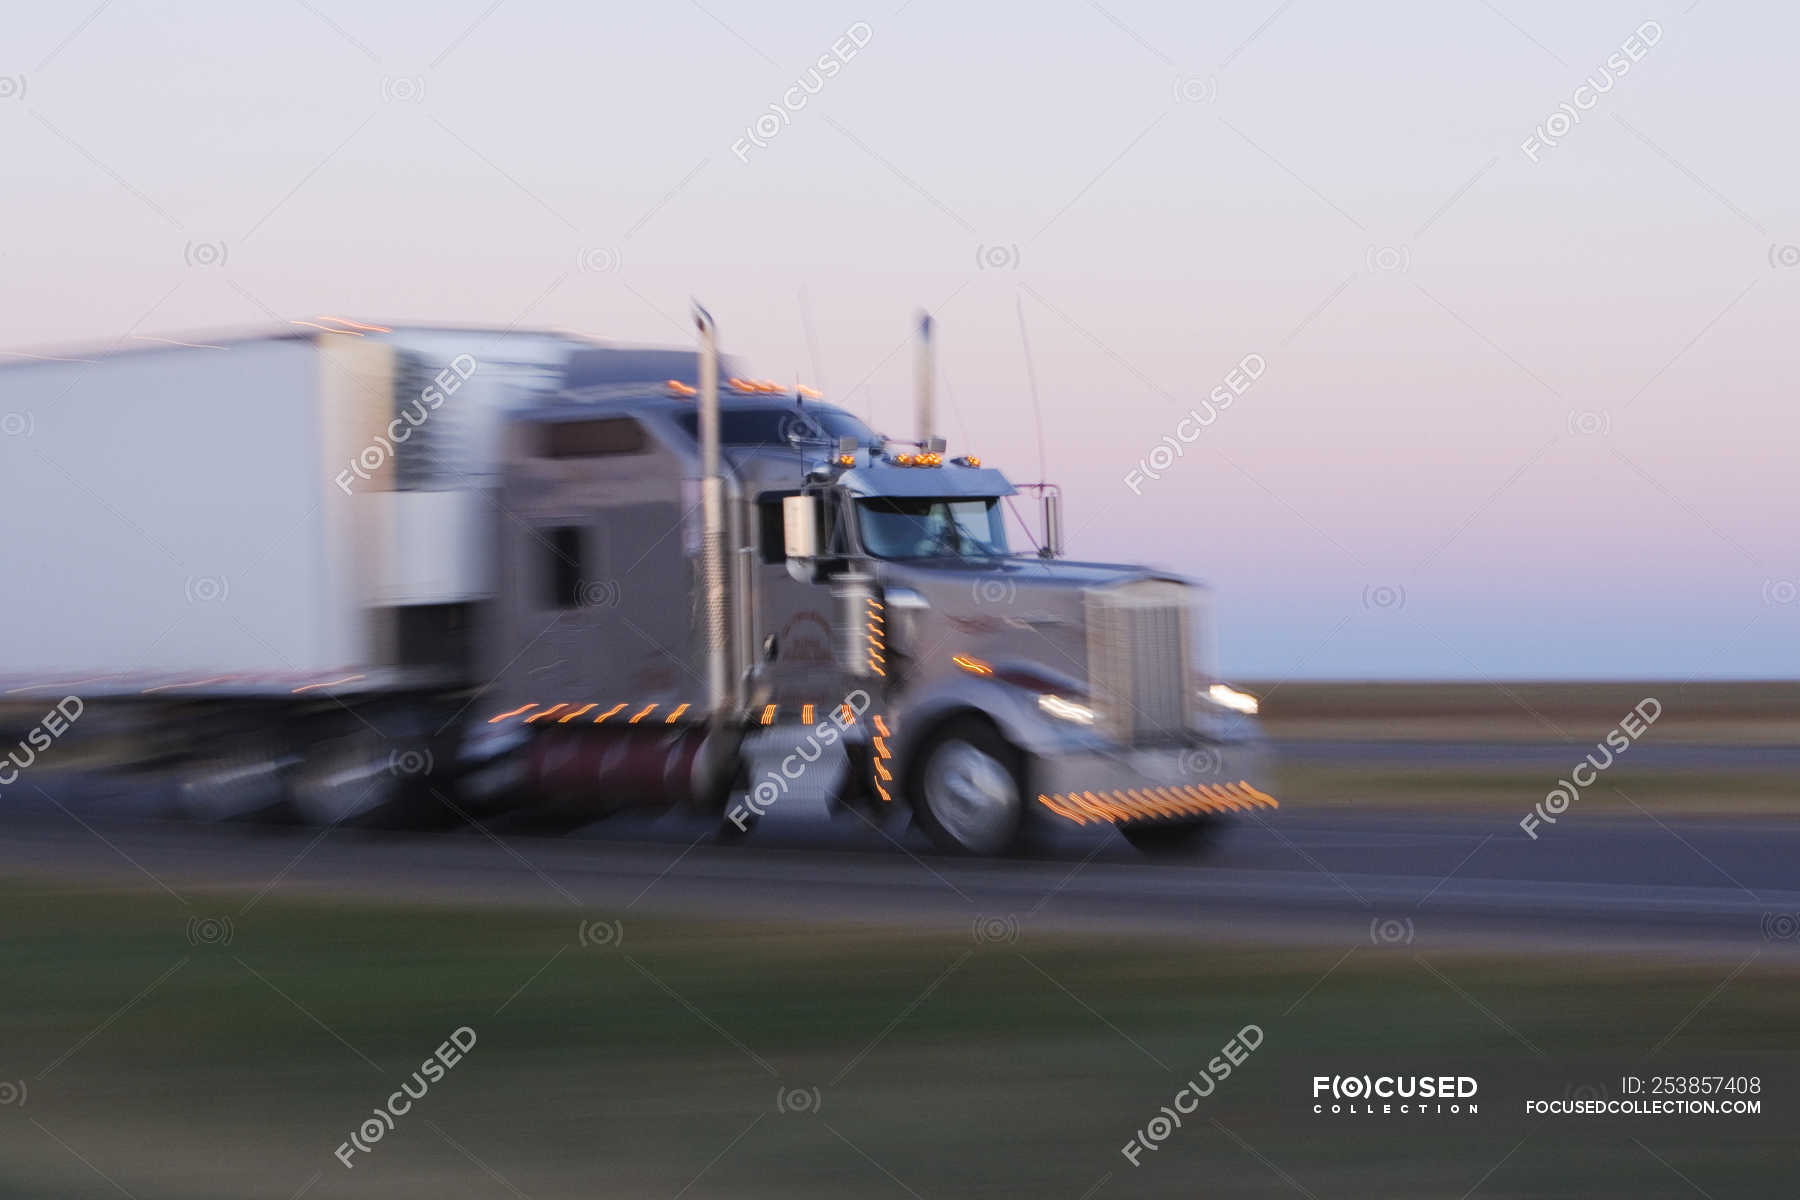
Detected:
[
  {"left": 774, "top": 438, "right": 1272, "bottom": 854},
  {"left": 488, "top": 370, "right": 1272, "bottom": 855}
]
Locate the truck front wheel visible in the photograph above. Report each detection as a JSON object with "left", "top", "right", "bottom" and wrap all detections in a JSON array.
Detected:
[{"left": 909, "top": 717, "right": 1025, "bottom": 856}]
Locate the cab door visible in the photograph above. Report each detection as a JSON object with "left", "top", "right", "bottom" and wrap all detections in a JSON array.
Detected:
[{"left": 751, "top": 489, "right": 842, "bottom": 700}]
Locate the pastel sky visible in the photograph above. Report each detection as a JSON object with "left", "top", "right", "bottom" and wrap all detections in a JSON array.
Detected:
[{"left": 4, "top": 1, "right": 1795, "bottom": 678}]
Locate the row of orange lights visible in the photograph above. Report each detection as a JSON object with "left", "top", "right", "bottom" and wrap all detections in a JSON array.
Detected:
[
  {"left": 866, "top": 595, "right": 893, "bottom": 803},
  {"left": 886, "top": 453, "right": 980, "bottom": 468},
  {"left": 730, "top": 378, "right": 822, "bottom": 397},
  {"left": 1037, "top": 782, "right": 1278, "bottom": 825},
  {"left": 488, "top": 701, "right": 692, "bottom": 726},
  {"left": 872, "top": 712, "right": 893, "bottom": 802},
  {"left": 491, "top": 701, "right": 862, "bottom": 727},
  {"left": 663, "top": 379, "right": 823, "bottom": 400},
  {"left": 7, "top": 671, "right": 370, "bottom": 697},
  {"left": 292, "top": 316, "right": 392, "bottom": 337},
  {"left": 866, "top": 597, "right": 886, "bottom": 679}
]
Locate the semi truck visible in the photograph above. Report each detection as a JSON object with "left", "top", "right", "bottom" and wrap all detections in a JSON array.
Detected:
[{"left": 0, "top": 310, "right": 1273, "bottom": 854}]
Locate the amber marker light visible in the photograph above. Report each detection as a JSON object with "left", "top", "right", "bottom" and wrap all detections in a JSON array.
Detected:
[{"left": 291, "top": 674, "right": 366, "bottom": 694}]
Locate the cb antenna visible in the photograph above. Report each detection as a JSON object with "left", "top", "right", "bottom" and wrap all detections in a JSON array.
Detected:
[
  {"left": 1016, "top": 294, "right": 1047, "bottom": 482},
  {"left": 798, "top": 285, "right": 826, "bottom": 396}
]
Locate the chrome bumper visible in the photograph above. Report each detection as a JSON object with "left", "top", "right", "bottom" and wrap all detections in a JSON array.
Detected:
[{"left": 1029, "top": 738, "right": 1275, "bottom": 826}]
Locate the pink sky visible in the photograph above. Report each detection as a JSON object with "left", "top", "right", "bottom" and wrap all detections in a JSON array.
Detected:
[{"left": 2, "top": 0, "right": 1794, "bottom": 676}]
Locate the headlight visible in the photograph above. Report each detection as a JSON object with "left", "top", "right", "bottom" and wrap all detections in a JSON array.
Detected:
[
  {"left": 1207, "top": 683, "right": 1259, "bottom": 715},
  {"left": 1037, "top": 693, "right": 1096, "bottom": 725}
]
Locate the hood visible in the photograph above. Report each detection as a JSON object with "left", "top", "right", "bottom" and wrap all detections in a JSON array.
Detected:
[
  {"left": 877, "top": 557, "right": 1202, "bottom": 696},
  {"left": 881, "top": 556, "right": 1193, "bottom": 597}
]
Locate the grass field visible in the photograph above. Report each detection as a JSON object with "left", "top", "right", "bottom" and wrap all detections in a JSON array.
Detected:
[
  {"left": 1249, "top": 682, "right": 1800, "bottom": 814},
  {"left": 1, "top": 882, "right": 1790, "bottom": 1198}
]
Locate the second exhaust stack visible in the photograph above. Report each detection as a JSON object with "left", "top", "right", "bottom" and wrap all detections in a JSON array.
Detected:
[
  {"left": 915, "top": 310, "right": 934, "bottom": 447},
  {"left": 695, "top": 303, "right": 730, "bottom": 719}
]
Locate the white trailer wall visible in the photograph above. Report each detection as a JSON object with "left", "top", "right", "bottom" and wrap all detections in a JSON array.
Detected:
[
  {"left": 362, "top": 330, "right": 574, "bottom": 607},
  {"left": 0, "top": 337, "right": 383, "bottom": 683}
]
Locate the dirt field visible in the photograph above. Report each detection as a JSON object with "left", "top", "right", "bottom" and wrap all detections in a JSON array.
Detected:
[
  {"left": 1248, "top": 681, "right": 1800, "bottom": 744},
  {"left": 1249, "top": 682, "right": 1800, "bottom": 814}
]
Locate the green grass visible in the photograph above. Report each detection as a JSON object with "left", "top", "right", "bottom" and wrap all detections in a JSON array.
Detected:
[{"left": 0, "top": 882, "right": 1792, "bottom": 1198}]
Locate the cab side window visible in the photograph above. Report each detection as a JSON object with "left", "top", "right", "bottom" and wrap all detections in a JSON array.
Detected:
[
  {"left": 755, "top": 491, "right": 844, "bottom": 563},
  {"left": 755, "top": 494, "right": 793, "bottom": 565},
  {"left": 542, "top": 526, "right": 585, "bottom": 608}
]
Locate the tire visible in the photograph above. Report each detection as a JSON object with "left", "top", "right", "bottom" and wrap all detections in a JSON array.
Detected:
[
  {"left": 285, "top": 725, "right": 405, "bottom": 827},
  {"left": 1121, "top": 817, "right": 1221, "bottom": 859},
  {"left": 908, "top": 717, "right": 1026, "bottom": 855},
  {"left": 171, "top": 743, "right": 292, "bottom": 823},
  {"left": 285, "top": 706, "right": 450, "bottom": 829}
]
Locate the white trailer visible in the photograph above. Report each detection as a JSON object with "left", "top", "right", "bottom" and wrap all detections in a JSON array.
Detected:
[{"left": 0, "top": 324, "right": 602, "bottom": 821}]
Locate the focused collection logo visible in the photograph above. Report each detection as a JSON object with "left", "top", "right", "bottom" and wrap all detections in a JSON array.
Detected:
[{"left": 1312, "top": 1074, "right": 1479, "bottom": 1116}]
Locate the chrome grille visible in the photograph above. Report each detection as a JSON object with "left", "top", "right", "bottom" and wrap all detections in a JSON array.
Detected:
[{"left": 1084, "top": 581, "right": 1194, "bottom": 743}]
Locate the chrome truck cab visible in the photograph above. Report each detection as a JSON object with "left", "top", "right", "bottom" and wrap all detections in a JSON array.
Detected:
[{"left": 777, "top": 441, "right": 1275, "bottom": 855}]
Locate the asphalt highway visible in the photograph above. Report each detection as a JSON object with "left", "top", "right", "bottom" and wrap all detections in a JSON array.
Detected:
[{"left": 5, "top": 768, "right": 1795, "bottom": 959}]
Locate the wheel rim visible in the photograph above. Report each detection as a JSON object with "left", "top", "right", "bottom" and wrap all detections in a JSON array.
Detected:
[
  {"left": 922, "top": 740, "right": 1019, "bottom": 853},
  {"left": 288, "top": 733, "right": 399, "bottom": 825},
  {"left": 175, "top": 754, "right": 285, "bottom": 821}
]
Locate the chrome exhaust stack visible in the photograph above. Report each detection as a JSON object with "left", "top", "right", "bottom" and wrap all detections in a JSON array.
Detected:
[
  {"left": 696, "top": 303, "right": 729, "bottom": 718},
  {"left": 915, "top": 310, "right": 935, "bottom": 447},
  {"left": 1040, "top": 487, "right": 1064, "bottom": 559},
  {"left": 692, "top": 303, "right": 743, "bottom": 809}
]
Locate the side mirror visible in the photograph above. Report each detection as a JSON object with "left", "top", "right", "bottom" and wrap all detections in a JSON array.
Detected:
[
  {"left": 1039, "top": 490, "right": 1064, "bottom": 559},
  {"left": 783, "top": 494, "right": 820, "bottom": 582},
  {"left": 782, "top": 494, "right": 818, "bottom": 558}
]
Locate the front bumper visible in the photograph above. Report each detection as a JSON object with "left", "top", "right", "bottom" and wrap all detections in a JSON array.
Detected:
[{"left": 1029, "top": 737, "right": 1276, "bottom": 826}]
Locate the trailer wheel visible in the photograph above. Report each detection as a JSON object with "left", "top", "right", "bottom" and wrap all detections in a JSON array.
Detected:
[
  {"left": 909, "top": 717, "right": 1025, "bottom": 856},
  {"left": 1121, "top": 817, "right": 1221, "bottom": 858},
  {"left": 286, "top": 725, "right": 403, "bottom": 827},
  {"left": 172, "top": 744, "right": 291, "bottom": 823}
]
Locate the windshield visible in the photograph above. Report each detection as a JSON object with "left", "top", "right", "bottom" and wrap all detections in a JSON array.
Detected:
[{"left": 857, "top": 497, "right": 1010, "bottom": 559}]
